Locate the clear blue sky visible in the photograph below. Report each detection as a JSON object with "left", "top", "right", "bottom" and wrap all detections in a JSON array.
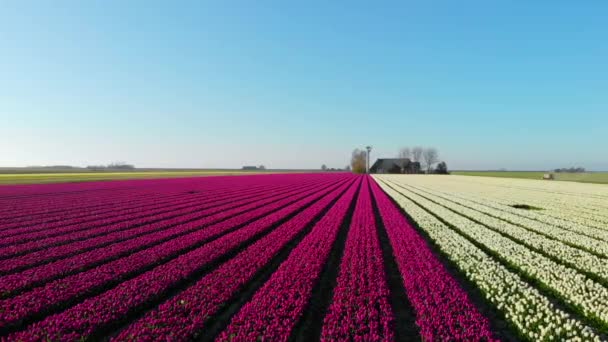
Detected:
[{"left": 1, "top": 1, "right": 606, "bottom": 170}]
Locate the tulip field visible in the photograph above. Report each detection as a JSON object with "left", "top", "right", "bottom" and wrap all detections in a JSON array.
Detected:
[
  {"left": 375, "top": 174, "right": 608, "bottom": 341},
  {"left": 0, "top": 173, "right": 607, "bottom": 341}
]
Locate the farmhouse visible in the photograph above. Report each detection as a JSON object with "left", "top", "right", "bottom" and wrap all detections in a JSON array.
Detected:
[{"left": 370, "top": 158, "right": 421, "bottom": 174}]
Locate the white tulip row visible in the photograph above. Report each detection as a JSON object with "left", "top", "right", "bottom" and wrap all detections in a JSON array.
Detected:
[
  {"left": 415, "top": 184, "right": 608, "bottom": 248},
  {"left": 395, "top": 183, "right": 608, "bottom": 269},
  {"left": 461, "top": 183, "right": 608, "bottom": 228},
  {"left": 377, "top": 176, "right": 608, "bottom": 331},
  {"left": 419, "top": 175, "right": 608, "bottom": 227},
  {"left": 450, "top": 174, "right": 608, "bottom": 200},
  {"left": 391, "top": 181, "right": 608, "bottom": 288},
  {"left": 410, "top": 178, "right": 608, "bottom": 231},
  {"left": 374, "top": 178, "right": 600, "bottom": 341},
  {"left": 483, "top": 195, "right": 608, "bottom": 231}
]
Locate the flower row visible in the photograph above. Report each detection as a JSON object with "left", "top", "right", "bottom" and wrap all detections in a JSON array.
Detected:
[
  {"left": 0, "top": 182, "right": 259, "bottom": 247},
  {"left": 0, "top": 186, "right": 152, "bottom": 221},
  {"left": 0, "top": 179, "right": 321, "bottom": 275},
  {"left": 0, "top": 179, "right": 346, "bottom": 330},
  {"left": 0, "top": 174, "right": 326, "bottom": 225},
  {"left": 0, "top": 175, "right": 315, "bottom": 235},
  {"left": 369, "top": 179, "right": 496, "bottom": 341},
  {"left": 375, "top": 176, "right": 600, "bottom": 341},
  {"left": 0, "top": 178, "right": 325, "bottom": 261},
  {"left": 0, "top": 180, "right": 333, "bottom": 298},
  {"left": 214, "top": 178, "right": 360, "bottom": 341},
  {"left": 380, "top": 177, "right": 608, "bottom": 332},
  {"left": 419, "top": 175, "right": 608, "bottom": 231},
  {"left": 116, "top": 177, "right": 358, "bottom": 341},
  {"left": 0, "top": 189, "right": 163, "bottom": 230},
  {"left": 416, "top": 185, "right": 608, "bottom": 254},
  {"left": 6, "top": 178, "right": 353, "bottom": 341},
  {"left": 321, "top": 176, "right": 394, "bottom": 341},
  {"left": 394, "top": 182, "right": 608, "bottom": 282}
]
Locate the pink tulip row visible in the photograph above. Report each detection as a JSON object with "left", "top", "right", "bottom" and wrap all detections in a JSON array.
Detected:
[
  {"left": 0, "top": 175, "right": 289, "bottom": 222},
  {"left": 0, "top": 186, "right": 140, "bottom": 215},
  {"left": 0, "top": 179, "right": 320, "bottom": 275},
  {"left": 369, "top": 179, "right": 497, "bottom": 341},
  {"left": 0, "top": 179, "right": 333, "bottom": 298},
  {"left": 114, "top": 178, "right": 357, "bottom": 341},
  {"left": 0, "top": 179, "right": 314, "bottom": 262},
  {"left": 321, "top": 176, "right": 395, "bottom": 341},
  {"left": 0, "top": 189, "right": 161, "bottom": 228},
  {"left": 0, "top": 178, "right": 346, "bottom": 331},
  {"left": 0, "top": 176, "right": 297, "bottom": 232},
  {"left": 215, "top": 177, "right": 361, "bottom": 341},
  {"left": 0, "top": 184, "right": 250, "bottom": 244},
  {"left": 5, "top": 178, "right": 352, "bottom": 341},
  {"left": 0, "top": 184, "right": 228, "bottom": 235},
  {"left": 0, "top": 179, "right": 131, "bottom": 197},
  {"left": 0, "top": 186, "right": 158, "bottom": 220}
]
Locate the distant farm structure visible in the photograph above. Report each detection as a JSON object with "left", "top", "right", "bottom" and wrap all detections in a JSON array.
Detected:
[
  {"left": 241, "top": 165, "right": 265, "bottom": 171},
  {"left": 370, "top": 158, "right": 421, "bottom": 174}
]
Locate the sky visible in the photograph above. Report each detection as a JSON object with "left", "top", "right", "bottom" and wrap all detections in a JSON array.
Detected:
[{"left": 1, "top": 1, "right": 606, "bottom": 170}]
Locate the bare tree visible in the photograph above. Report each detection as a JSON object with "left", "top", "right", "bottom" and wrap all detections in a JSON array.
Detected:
[
  {"left": 321, "top": 164, "right": 327, "bottom": 171},
  {"left": 350, "top": 149, "right": 367, "bottom": 174},
  {"left": 398, "top": 147, "right": 411, "bottom": 159},
  {"left": 422, "top": 148, "right": 439, "bottom": 173},
  {"left": 411, "top": 146, "right": 423, "bottom": 163}
]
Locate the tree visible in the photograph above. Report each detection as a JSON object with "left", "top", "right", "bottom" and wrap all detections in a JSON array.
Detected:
[
  {"left": 422, "top": 148, "right": 439, "bottom": 173},
  {"left": 411, "top": 146, "right": 423, "bottom": 163},
  {"left": 435, "top": 161, "right": 449, "bottom": 174},
  {"left": 107, "top": 162, "right": 135, "bottom": 170},
  {"left": 345, "top": 165, "right": 351, "bottom": 172},
  {"left": 258, "top": 165, "right": 266, "bottom": 170},
  {"left": 350, "top": 149, "right": 367, "bottom": 174},
  {"left": 321, "top": 164, "right": 328, "bottom": 171},
  {"left": 398, "top": 147, "right": 411, "bottom": 159}
]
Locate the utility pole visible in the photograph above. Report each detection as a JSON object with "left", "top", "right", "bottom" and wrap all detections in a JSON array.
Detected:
[{"left": 365, "top": 146, "right": 372, "bottom": 174}]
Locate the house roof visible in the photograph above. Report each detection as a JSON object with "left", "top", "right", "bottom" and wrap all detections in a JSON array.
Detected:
[{"left": 370, "top": 158, "right": 413, "bottom": 171}]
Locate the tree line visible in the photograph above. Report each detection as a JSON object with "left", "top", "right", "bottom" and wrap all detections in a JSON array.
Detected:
[
  {"left": 398, "top": 146, "right": 447, "bottom": 174},
  {"left": 554, "top": 167, "right": 586, "bottom": 173},
  {"left": 86, "top": 162, "right": 135, "bottom": 170},
  {"left": 349, "top": 146, "right": 448, "bottom": 174}
]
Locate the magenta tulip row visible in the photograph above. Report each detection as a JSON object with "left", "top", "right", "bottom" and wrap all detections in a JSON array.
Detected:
[
  {"left": 0, "top": 179, "right": 315, "bottom": 262},
  {"left": 321, "top": 176, "right": 395, "bottom": 341},
  {"left": 369, "top": 180, "right": 497, "bottom": 341},
  {"left": 0, "top": 175, "right": 251, "bottom": 218},
  {"left": 0, "top": 174, "right": 296, "bottom": 223},
  {"left": 0, "top": 177, "right": 299, "bottom": 233},
  {"left": 0, "top": 186, "right": 159, "bottom": 220},
  {"left": 0, "top": 184, "right": 229, "bottom": 236},
  {"left": 215, "top": 178, "right": 360, "bottom": 341},
  {"left": 0, "top": 186, "right": 142, "bottom": 217},
  {"left": 0, "top": 176, "right": 296, "bottom": 245},
  {"left": 0, "top": 184, "right": 251, "bottom": 243},
  {"left": 0, "top": 180, "right": 335, "bottom": 299},
  {"left": 6, "top": 179, "right": 351, "bottom": 341},
  {"left": 0, "top": 180, "right": 320, "bottom": 276},
  {"left": 0, "top": 189, "right": 163, "bottom": 228},
  {"left": 114, "top": 178, "right": 356, "bottom": 341},
  {"left": 0, "top": 180, "right": 344, "bottom": 330}
]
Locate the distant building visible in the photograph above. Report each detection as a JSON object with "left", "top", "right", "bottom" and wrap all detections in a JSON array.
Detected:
[
  {"left": 370, "top": 158, "right": 421, "bottom": 174},
  {"left": 242, "top": 166, "right": 258, "bottom": 170}
]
